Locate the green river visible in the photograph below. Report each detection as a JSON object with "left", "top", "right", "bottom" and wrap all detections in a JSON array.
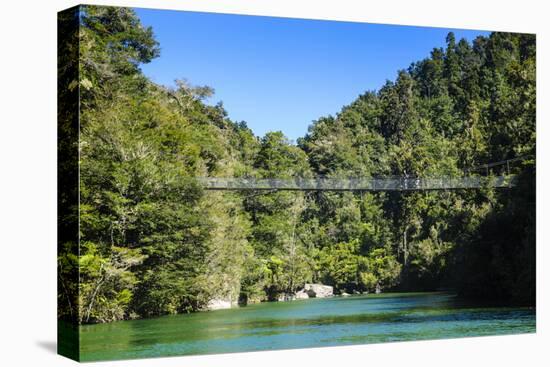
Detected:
[{"left": 78, "top": 292, "right": 535, "bottom": 361}]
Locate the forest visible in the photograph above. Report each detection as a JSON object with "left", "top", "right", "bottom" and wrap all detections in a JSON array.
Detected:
[{"left": 58, "top": 6, "right": 535, "bottom": 324}]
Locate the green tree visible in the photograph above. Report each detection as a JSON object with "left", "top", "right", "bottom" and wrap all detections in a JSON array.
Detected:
[{"left": 65, "top": 5, "right": 536, "bottom": 325}]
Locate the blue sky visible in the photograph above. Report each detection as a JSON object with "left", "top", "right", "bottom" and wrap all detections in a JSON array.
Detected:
[{"left": 134, "top": 8, "right": 490, "bottom": 142}]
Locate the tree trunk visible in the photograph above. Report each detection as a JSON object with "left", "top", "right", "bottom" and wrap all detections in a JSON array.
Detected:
[
  {"left": 85, "top": 263, "right": 105, "bottom": 323},
  {"left": 403, "top": 226, "right": 409, "bottom": 266}
]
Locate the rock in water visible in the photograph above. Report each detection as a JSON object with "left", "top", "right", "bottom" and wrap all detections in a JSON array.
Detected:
[
  {"left": 304, "top": 283, "right": 333, "bottom": 298},
  {"left": 295, "top": 289, "right": 309, "bottom": 299},
  {"left": 277, "top": 293, "right": 296, "bottom": 302},
  {"left": 206, "top": 298, "right": 232, "bottom": 310}
]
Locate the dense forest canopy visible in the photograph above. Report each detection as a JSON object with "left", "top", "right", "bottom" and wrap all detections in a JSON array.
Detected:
[{"left": 58, "top": 6, "right": 535, "bottom": 324}]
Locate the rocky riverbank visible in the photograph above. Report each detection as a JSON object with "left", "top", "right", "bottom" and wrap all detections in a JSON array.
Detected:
[
  {"left": 206, "top": 283, "right": 335, "bottom": 310},
  {"left": 279, "top": 283, "right": 334, "bottom": 301}
]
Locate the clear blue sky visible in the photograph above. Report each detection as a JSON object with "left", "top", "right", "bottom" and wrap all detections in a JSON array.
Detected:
[{"left": 134, "top": 8, "right": 490, "bottom": 142}]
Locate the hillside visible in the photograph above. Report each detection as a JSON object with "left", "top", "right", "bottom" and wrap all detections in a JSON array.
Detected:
[{"left": 58, "top": 6, "right": 535, "bottom": 324}]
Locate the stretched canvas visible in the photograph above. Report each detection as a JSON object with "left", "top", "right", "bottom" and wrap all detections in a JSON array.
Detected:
[{"left": 58, "top": 4, "right": 536, "bottom": 362}]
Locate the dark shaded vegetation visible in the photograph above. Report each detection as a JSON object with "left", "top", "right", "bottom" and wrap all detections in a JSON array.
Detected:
[{"left": 58, "top": 5, "right": 535, "bottom": 324}]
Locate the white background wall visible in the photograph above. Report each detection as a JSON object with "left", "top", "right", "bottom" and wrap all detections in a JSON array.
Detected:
[{"left": 0, "top": 0, "right": 548, "bottom": 365}]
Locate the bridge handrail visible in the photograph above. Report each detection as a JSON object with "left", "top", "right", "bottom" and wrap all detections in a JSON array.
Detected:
[{"left": 196, "top": 175, "right": 516, "bottom": 191}]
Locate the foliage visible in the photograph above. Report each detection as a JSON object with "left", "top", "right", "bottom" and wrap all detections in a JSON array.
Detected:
[
  {"left": 57, "top": 5, "right": 536, "bottom": 324},
  {"left": 318, "top": 240, "right": 401, "bottom": 292}
]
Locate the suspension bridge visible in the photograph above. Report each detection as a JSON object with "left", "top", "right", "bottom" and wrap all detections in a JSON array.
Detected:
[{"left": 197, "top": 156, "right": 528, "bottom": 192}]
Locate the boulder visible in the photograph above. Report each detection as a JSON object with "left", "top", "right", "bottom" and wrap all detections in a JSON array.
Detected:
[
  {"left": 277, "top": 293, "right": 296, "bottom": 302},
  {"left": 295, "top": 289, "right": 309, "bottom": 299},
  {"left": 304, "top": 283, "right": 333, "bottom": 298},
  {"left": 206, "top": 298, "right": 232, "bottom": 310},
  {"left": 341, "top": 292, "right": 350, "bottom": 297}
]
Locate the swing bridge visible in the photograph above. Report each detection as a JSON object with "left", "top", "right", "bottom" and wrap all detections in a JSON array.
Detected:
[{"left": 197, "top": 156, "right": 529, "bottom": 192}]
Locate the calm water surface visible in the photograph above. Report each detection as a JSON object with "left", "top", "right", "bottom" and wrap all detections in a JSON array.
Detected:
[{"left": 79, "top": 292, "right": 535, "bottom": 361}]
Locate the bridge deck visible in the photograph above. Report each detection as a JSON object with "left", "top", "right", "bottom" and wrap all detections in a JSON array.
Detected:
[{"left": 197, "top": 176, "right": 516, "bottom": 191}]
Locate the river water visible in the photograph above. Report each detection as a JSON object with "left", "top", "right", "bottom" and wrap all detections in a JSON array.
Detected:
[{"left": 79, "top": 292, "right": 535, "bottom": 361}]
